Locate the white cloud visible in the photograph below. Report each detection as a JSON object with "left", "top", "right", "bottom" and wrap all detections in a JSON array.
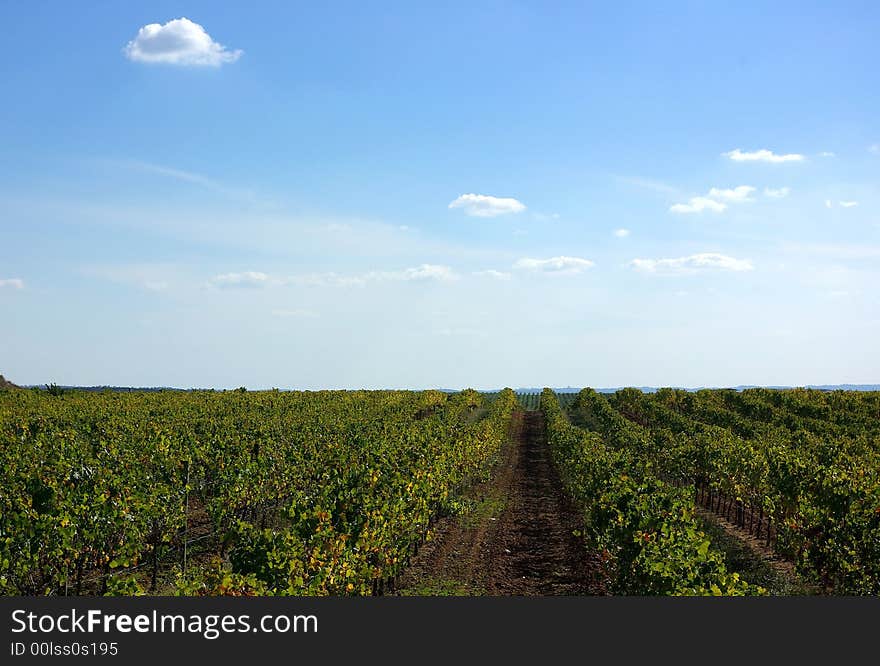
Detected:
[
  {"left": 670, "top": 185, "right": 757, "bottom": 214},
  {"left": 271, "top": 309, "right": 319, "bottom": 318},
  {"left": 287, "top": 264, "right": 459, "bottom": 287},
  {"left": 448, "top": 193, "right": 526, "bottom": 217},
  {"left": 825, "top": 200, "right": 833, "bottom": 209},
  {"left": 839, "top": 201, "right": 859, "bottom": 208},
  {"left": 473, "top": 269, "right": 512, "bottom": 280},
  {"left": 818, "top": 151, "right": 835, "bottom": 157},
  {"left": 764, "top": 187, "right": 791, "bottom": 198},
  {"left": 124, "top": 17, "right": 242, "bottom": 66},
  {"left": 386, "top": 264, "right": 458, "bottom": 281},
  {"left": 629, "top": 253, "right": 754, "bottom": 274},
  {"left": 208, "top": 271, "right": 270, "bottom": 289},
  {"left": 83, "top": 263, "right": 180, "bottom": 292},
  {"left": 284, "top": 272, "right": 365, "bottom": 288},
  {"left": 707, "top": 185, "right": 756, "bottom": 202},
  {"left": 613, "top": 228, "right": 631, "bottom": 238},
  {"left": 722, "top": 148, "right": 805, "bottom": 163},
  {"left": 670, "top": 197, "right": 727, "bottom": 214},
  {"left": 211, "top": 265, "right": 459, "bottom": 291},
  {"left": 514, "top": 256, "right": 595, "bottom": 274},
  {"left": 0, "top": 278, "right": 24, "bottom": 289}
]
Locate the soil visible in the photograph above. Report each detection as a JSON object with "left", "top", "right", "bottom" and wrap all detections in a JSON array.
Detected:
[
  {"left": 694, "top": 506, "right": 815, "bottom": 594},
  {"left": 398, "top": 411, "right": 606, "bottom": 596}
]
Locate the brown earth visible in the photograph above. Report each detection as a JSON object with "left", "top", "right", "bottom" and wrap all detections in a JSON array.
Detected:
[
  {"left": 398, "top": 411, "right": 606, "bottom": 596},
  {"left": 0, "top": 374, "right": 18, "bottom": 389}
]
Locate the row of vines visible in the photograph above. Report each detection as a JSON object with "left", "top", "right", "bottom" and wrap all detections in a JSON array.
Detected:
[
  {"left": 0, "top": 387, "right": 517, "bottom": 595},
  {"left": 542, "top": 388, "right": 761, "bottom": 595},
  {"left": 601, "top": 387, "right": 880, "bottom": 594}
]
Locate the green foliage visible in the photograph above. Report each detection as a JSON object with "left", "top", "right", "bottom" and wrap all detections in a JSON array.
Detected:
[
  {"left": 542, "top": 388, "right": 762, "bottom": 596},
  {"left": 0, "top": 387, "right": 517, "bottom": 596},
  {"left": 603, "top": 386, "right": 880, "bottom": 594}
]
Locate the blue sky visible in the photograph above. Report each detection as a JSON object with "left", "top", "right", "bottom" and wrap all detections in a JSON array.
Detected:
[{"left": 1, "top": 2, "right": 878, "bottom": 389}]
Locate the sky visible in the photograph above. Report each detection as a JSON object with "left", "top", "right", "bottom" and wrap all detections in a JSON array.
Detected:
[{"left": 1, "top": 2, "right": 878, "bottom": 390}]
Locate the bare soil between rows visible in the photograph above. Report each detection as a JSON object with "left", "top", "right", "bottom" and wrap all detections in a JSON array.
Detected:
[{"left": 398, "top": 411, "right": 606, "bottom": 595}]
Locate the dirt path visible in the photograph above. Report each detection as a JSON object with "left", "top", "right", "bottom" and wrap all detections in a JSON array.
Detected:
[
  {"left": 694, "top": 506, "right": 816, "bottom": 595},
  {"left": 398, "top": 411, "right": 605, "bottom": 596}
]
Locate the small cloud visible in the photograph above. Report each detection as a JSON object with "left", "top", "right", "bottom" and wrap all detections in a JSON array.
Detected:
[
  {"left": 398, "top": 225, "right": 411, "bottom": 231},
  {"left": 839, "top": 201, "right": 859, "bottom": 208},
  {"left": 271, "top": 309, "right": 319, "bottom": 318},
  {"left": 723, "top": 148, "right": 805, "bottom": 163},
  {"left": 282, "top": 265, "right": 459, "bottom": 288},
  {"left": 392, "top": 264, "right": 458, "bottom": 281},
  {"left": 707, "top": 185, "right": 756, "bottom": 202},
  {"left": 869, "top": 144, "right": 880, "bottom": 155},
  {"left": 613, "top": 228, "right": 631, "bottom": 238},
  {"left": 764, "top": 187, "right": 791, "bottom": 198},
  {"left": 671, "top": 185, "right": 758, "bottom": 213},
  {"left": 825, "top": 200, "right": 833, "bottom": 209},
  {"left": 514, "top": 256, "right": 595, "bottom": 275},
  {"left": 124, "top": 17, "right": 242, "bottom": 66},
  {"left": 0, "top": 278, "right": 24, "bottom": 289},
  {"left": 473, "top": 269, "right": 512, "bottom": 280},
  {"left": 818, "top": 151, "right": 835, "bottom": 157},
  {"left": 629, "top": 253, "right": 754, "bottom": 274},
  {"left": 208, "top": 271, "right": 270, "bottom": 289},
  {"left": 448, "top": 193, "right": 526, "bottom": 217},
  {"left": 670, "top": 197, "right": 727, "bottom": 214},
  {"left": 284, "top": 272, "right": 365, "bottom": 288}
]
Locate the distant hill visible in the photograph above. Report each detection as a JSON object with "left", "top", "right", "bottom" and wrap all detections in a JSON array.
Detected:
[
  {"left": 0, "top": 374, "right": 18, "bottom": 389},
  {"left": 7, "top": 382, "right": 880, "bottom": 394},
  {"left": 511, "top": 385, "right": 880, "bottom": 394}
]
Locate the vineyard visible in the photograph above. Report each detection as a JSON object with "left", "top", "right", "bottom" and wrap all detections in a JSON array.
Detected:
[
  {"left": 0, "top": 384, "right": 877, "bottom": 595},
  {"left": 0, "top": 388, "right": 516, "bottom": 595}
]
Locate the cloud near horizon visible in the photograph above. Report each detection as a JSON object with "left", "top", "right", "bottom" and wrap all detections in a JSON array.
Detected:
[
  {"left": 670, "top": 185, "right": 758, "bottom": 214},
  {"left": 514, "top": 256, "right": 595, "bottom": 274},
  {"left": 448, "top": 193, "right": 526, "bottom": 217},
  {"left": 124, "top": 18, "right": 243, "bottom": 66},
  {"left": 473, "top": 269, "right": 512, "bottom": 280},
  {"left": 0, "top": 278, "right": 24, "bottom": 289},
  {"left": 670, "top": 196, "right": 727, "bottom": 214},
  {"left": 722, "top": 148, "right": 805, "bottom": 163},
  {"left": 210, "top": 265, "right": 459, "bottom": 290},
  {"left": 707, "top": 186, "right": 756, "bottom": 202},
  {"left": 629, "top": 253, "right": 754, "bottom": 274},
  {"left": 208, "top": 271, "right": 270, "bottom": 289}
]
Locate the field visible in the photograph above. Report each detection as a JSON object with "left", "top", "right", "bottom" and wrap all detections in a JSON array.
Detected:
[{"left": 1, "top": 385, "right": 878, "bottom": 596}]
